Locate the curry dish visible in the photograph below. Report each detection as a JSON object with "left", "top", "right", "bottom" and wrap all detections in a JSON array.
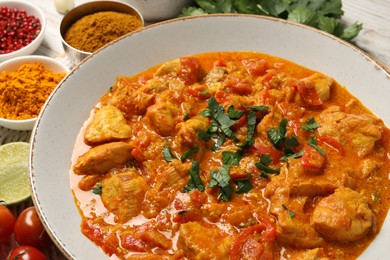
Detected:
[{"left": 70, "top": 51, "right": 390, "bottom": 259}]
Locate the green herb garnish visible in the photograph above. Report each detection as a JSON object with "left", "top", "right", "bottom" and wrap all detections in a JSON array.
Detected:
[
  {"left": 183, "top": 160, "right": 205, "bottom": 192},
  {"left": 162, "top": 146, "right": 178, "bottom": 162},
  {"left": 209, "top": 165, "right": 233, "bottom": 201},
  {"left": 301, "top": 118, "right": 320, "bottom": 132},
  {"left": 92, "top": 183, "right": 102, "bottom": 195}
]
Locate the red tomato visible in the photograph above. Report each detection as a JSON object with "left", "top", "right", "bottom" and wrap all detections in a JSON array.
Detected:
[
  {"left": 242, "top": 59, "right": 267, "bottom": 76},
  {"left": 8, "top": 246, "right": 47, "bottom": 260},
  {"left": 301, "top": 145, "right": 326, "bottom": 174},
  {"left": 13, "top": 207, "right": 51, "bottom": 251},
  {"left": 296, "top": 81, "right": 323, "bottom": 106},
  {"left": 178, "top": 56, "right": 200, "bottom": 85},
  {"left": 318, "top": 135, "right": 344, "bottom": 154},
  {"left": 249, "top": 144, "right": 282, "bottom": 164},
  {"left": 0, "top": 205, "right": 15, "bottom": 244},
  {"left": 230, "top": 215, "right": 276, "bottom": 260}
]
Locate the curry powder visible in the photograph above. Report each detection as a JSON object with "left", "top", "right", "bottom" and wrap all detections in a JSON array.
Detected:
[
  {"left": 0, "top": 62, "right": 66, "bottom": 120},
  {"left": 64, "top": 11, "right": 142, "bottom": 53}
]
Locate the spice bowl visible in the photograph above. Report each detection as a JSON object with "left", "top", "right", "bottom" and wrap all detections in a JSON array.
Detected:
[
  {"left": 0, "top": 55, "right": 70, "bottom": 131},
  {"left": 59, "top": 1, "right": 144, "bottom": 67},
  {"left": 0, "top": 1, "right": 46, "bottom": 63}
]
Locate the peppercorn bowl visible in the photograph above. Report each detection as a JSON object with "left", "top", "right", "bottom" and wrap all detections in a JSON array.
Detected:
[
  {"left": 0, "top": 55, "right": 70, "bottom": 131},
  {"left": 60, "top": 0, "right": 144, "bottom": 68},
  {"left": 0, "top": 1, "right": 46, "bottom": 63}
]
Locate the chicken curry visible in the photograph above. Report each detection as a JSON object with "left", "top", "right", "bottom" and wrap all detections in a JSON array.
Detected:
[{"left": 70, "top": 51, "right": 390, "bottom": 259}]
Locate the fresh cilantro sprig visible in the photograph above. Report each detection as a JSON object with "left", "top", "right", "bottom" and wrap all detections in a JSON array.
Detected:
[{"left": 179, "top": 0, "right": 362, "bottom": 41}]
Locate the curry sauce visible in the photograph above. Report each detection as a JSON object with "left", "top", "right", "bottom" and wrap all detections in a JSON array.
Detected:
[{"left": 70, "top": 52, "right": 390, "bottom": 259}]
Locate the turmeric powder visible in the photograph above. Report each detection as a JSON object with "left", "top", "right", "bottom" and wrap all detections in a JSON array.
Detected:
[
  {"left": 64, "top": 11, "right": 142, "bottom": 53},
  {"left": 0, "top": 62, "right": 66, "bottom": 120}
]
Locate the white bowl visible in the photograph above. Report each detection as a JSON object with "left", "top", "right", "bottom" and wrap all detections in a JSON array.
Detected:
[
  {"left": 0, "top": 0, "right": 46, "bottom": 63},
  {"left": 124, "top": 0, "right": 194, "bottom": 22},
  {"left": 0, "top": 55, "right": 70, "bottom": 131},
  {"left": 30, "top": 15, "right": 390, "bottom": 259}
]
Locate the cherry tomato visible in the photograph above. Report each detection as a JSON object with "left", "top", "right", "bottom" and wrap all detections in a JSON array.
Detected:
[
  {"left": 8, "top": 246, "right": 47, "bottom": 260},
  {"left": 13, "top": 207, "right": 51, "bottom": 251},
  {"left": 230, "top": 215, "right": 276, "bottom": 260},
  {"left": 0, "top": 204, "right": 15, "bottom": 245}
]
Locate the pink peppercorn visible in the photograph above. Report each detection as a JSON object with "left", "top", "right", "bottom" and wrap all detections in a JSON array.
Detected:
[{"left": 0, "top": 6, "right": 41, "bottom": 54}]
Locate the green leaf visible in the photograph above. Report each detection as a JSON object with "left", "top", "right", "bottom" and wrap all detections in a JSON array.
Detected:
[
  {"left": 308, "top": 136, "right": 326, "bottom": 156},
  {"left": 196, "top": 0, "right": 234, "bottom": 13},
  {"left": 197, "top": 130, "right": 211, "bottom": 141},
  {"left": 267, "top": 119, "right": 287, "bottom": 150},
  {"left": 181, "top": 147, "right": 200, "bottom": 162},
  {"left": 282, "top": 203, "right": 295, "bottom": 218},
  {"left": 227, "top": 105, "right": 244, "bottom": 120},
  {"left": 235, "top": 178, "right": 252, "bottom": 193},
  {"left": 209, "top": 165, "right": 233, "bottom": 201},
  {"left": 337, "top": 22, "right": 363, "bottom": 41},
  {"left": 256, "top": 154, "right": 280, "bottom": 175},
  {"left": 222, "top": 150, "right": 242, "bottom": 166},
  {"left": 318, "top": 16, "right": 339, "bottom": 34},
  {"left": 183, "top": 160, "right": 205, "bottom": 192},
  {"left": 92, "top": 183, "right": 102, "bottom": 195},
  {"left": 288, "top": 5, "right": 317, "bottom": 25},
  {"left": 281, "top": 149, "right": 304, "bottom": 161},
  {"left": 301, "top": 118, "right": 320, "bottom": 132},
  {"left": 162, "top": 146, "right": 178, "bottom": 162},
  {"left": 244, "top": 105, "right": 269, "bottom": 111},
  {"left": 179, "top": 6, "right": 208, "bottom": 17}
]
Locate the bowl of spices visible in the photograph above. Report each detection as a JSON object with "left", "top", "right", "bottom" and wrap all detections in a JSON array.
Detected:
[
  {"left": 0, "top": 1, "right": 46, "bottom": 63},
  {"left": 60, "top": 1, "right": 144, "bottom": 67},
  {"left": 0, "top": 55, "right": 69, "bottom": 131}
]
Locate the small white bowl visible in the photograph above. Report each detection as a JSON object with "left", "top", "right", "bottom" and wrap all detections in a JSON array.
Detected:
[
  {"left": 0, "top": 55, "right": 70, "bottom": 131},
  {"left": 0, "top": 0, "right": 46, "bottom": 63},
  {"left": 124, "top": 0, "right": 194, "bottom": 22}
]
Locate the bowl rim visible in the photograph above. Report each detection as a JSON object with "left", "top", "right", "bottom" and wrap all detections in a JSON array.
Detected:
[
  {"left": 30, "top": 13, "right": 390, "bottom": 259},
  {"left": 59, "top": 0, "right": 145, "bottom": 55},
  {"left": 0, "top": 0, "right": 46, "bottom": 59}
]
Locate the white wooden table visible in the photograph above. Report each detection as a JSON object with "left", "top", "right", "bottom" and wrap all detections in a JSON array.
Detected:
[{"left": 1, "top": 0, "right": 389, "bottom": 259}]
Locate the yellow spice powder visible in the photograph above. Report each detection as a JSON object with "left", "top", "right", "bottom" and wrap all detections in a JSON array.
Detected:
[{"left": 0, "top": 62, "right": 66, "bottom": 120}]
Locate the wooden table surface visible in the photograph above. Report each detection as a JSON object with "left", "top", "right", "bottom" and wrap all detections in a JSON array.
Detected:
[{"left": 1, "top": 0, "right": 389, "bottom": 259}]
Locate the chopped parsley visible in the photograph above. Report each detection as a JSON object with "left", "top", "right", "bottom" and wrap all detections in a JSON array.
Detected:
[
  {"left": 267, "top": 119, "right": 288, "bottom": 150},
  {"left": 282, "top": 204, "right": 295, "bottom": 218},
  {"left": 92, "top": 183, "right": 102, "bottom": 195},
  {"left": 222, "top": 150, "right": 243, "bottom": 166},
  {"left": 162, "top": 146, "right": 178, "bottom": 162},
  {"left": 301, "top": 117, "right": 320, "bottom": 132},
  {"left": 183, "top": 160, "right": 205, "bottom": 192},
  {"left": 181, "top": 147, "right": 200, "bottom": 162},
  {"left": 209, "top": 165, "right": 233, "bottom": 201},
  {"left": 308, "top": 136, "right": 326, "bottom": 156},
  {"left": 256, "top": 154, "right": 280, "bottom": 178},
  {"left": 235, "top": 177, "right": 252, "bottom": 194}
]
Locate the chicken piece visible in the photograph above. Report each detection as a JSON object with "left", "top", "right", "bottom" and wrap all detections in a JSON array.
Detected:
[
  {"left": 176, "top": 115, "right": 209, "bottom": 146},
  {"left": 276, "top": 210, "right": 324, "bottom": 249},
  {"left": 101, "top": 168, "right": 149, "bottom": 223},
  {"left": 311, "top": 187, "right": 373, "bottom": 242},
  {"left": 296, "top": 73, "right": 333, "bottom": 106},
  {"left": 154, "top": 59, "right": 181, "bottom": 77},
  {"left": 73, "top": 141, "right": 133, "bottom": 175},
  {"left": 78, "top": 175, "right": 100, "bottom": 191},
  {"left": 318, "top": 106, "right": 381, "bottom": 157},
  {"left": 360, "top": 158, "right": 381, "bottom": 179},
  {"left": 84, "top": 106, "right": 132, "bottom": 145},
  {"left": 177, "top": 222, "right": 233, "bottom": 260},
  {"left": 145, "top": 99, "right": 179, "bottom": 137},
  {"left": 292, "top": 248, "right": 329, "bottom": 260},
  {"left": 109, "top": 82, "right": 155, "bottom": 117}
]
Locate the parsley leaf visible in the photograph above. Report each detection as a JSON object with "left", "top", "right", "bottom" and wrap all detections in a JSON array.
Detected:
[
  {"left": 301, "top": 118, "right": 320, "bottom": 132},
  {"left": 282, "top": 203, "right": 295, "bottom": 218},
  {"left": 183, "top": 160, "right": 205, "bottom": 192},
  {"left": 256, "top": 154, "right": 280, "bottom": 178},
  {"left": 180, "top": 0, "right": 362, "bottom": 41},
  {"left": 209, "top": 165, "right": 233, "bottom": 201},
  {"left": 308, "top": 136, "right": 326, "bottom": 156},
  {"left": 267, "top": 119, "right": 287, "bottom": 150},
  {"left": 222, "top": 150, "right": 242, "bottom": 166},
  {"left": 235, "top": 177, "right": 252, "bottom": 194},
  {"left": 181, "top": 147, "right": 200, "bottom": 162},
  {"left": 92, "top": 183, "right": 102, "bottom": 195},
  {"left": 227, "top": 105, "right": 244, "bottom": 120},
  {"left": 162, "top": 146, "right": 178, "bottom": 162}
]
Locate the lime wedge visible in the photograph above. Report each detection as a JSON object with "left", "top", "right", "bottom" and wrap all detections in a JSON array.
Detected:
[{"left": 0, "top": 142, "right": 31, "bottom": 205}]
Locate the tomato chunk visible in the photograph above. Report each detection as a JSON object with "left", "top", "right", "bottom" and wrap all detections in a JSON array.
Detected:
[
  {"left": 297, "top": 81, "right": 323, "bottom": 106},
  {"left": 179, "top": 56, "right": 200, "bottom": 85},
  {"left": 242, "top": 59, "right": 267, "bottom": 76},
  {"left": 318, "top": 135, "right": 344, "bottom": 154},
  {"left": 230, "top": 215, "right": 276, "bottom": 260},
  {"left": 301, "top": 145, "right": 326, "bottom": 174}
]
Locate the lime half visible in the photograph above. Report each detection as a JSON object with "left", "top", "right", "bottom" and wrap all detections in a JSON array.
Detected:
[{"left": 0, "top": 142, "right": 31, "bottom": 205}]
